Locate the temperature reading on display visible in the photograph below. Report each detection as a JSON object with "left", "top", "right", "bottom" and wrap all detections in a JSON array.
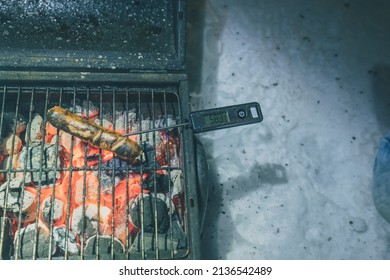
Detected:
[
  {"left": 190, "top": 102, "right": 263, "bottom": 133},
  {"left": 203, "top": 112, "right": 230, "bottom": 127}
]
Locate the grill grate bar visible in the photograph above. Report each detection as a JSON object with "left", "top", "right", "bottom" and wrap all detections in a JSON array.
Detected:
[
  {"left": 152, "top": 90, "right": 160, "bottom": 260},
  {"left": 124, "top": 89, "right": 130, "bottom": 259},
  {"left": 47, "top": 87, "right": 63, "bottom": 260},
  {"left": 137, "top": 90, "right": 145, "bottom": 260},
  {"left": 95, "top": 87, "right": 104, "bottom": 260},
  {"left": 79, "top": 88, "right": 89, "bottom": 259},
  {"left": 14, "top": 87, "right": 35, "bottom": 260},
  {"left": 110, "top": 89, "right": 117, "bottom": 260}
]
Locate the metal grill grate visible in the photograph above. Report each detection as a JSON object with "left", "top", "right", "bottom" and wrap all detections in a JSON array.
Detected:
[{"left": 0, "top": 86, "right": 188, "bottom": 260}]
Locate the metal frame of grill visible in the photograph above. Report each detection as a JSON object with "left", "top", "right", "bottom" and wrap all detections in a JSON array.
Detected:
[{"left": 0, "top": 72, "right": 207, "bottom": 260}]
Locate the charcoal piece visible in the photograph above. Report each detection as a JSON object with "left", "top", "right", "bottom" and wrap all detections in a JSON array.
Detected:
[
  {"left": 14, "top": 223, "right": 56, "bottom": 259},
  {"left": 170, "top": 170, "right": 183, "bottom": 197},
  {"left": 141, "top": 142, "right": 172, "bottom": 193},
  {"left": 71, "top": 205, "right": 99, "bottom": 238},
  {"left": 129, "top": 214, "right": 186, "bottom": 256},
  {"left": 156, "top": 128, "right": 181, "bottom": 167},
  {"left": 142, "top": 141, "right": 159, "bottom": 168},
  {"left": 100, "top": 157, "right": 133, "bottom": 179},
  {"left": 63, "top": 99, "right": 99, "bottom": 118},
  {"left": 154, "top": 115, "right": 178, "bottom": 131},
  {"left": 171, "top": 212, "right": 187, "bottom": 249},
  {"left": 84, "top": 235, "right": 125, "bottom": 260},
  {"left": 0, "top": 112, "right": 27, "bottom": 140},
  {"left": 115, "top": 110, "right": 137, "bottom": 133},
  {"left": 52, "top": 226, "right": 79, "bottom": 256},
  {"left": 138, "top": 119, "right": 162, "bottom": 145},
  {"left": 129, "top": 232, "right": 180, "bottom": 258},
  {"left": 0, "top": 178, "right": 36, "bottom": 213},
  {"left": 129, "top": 194, "right": 169, "bottom": 234},
  {"left": 41, "top": 197, "right": 64, "bottom": 225},
  {"left": 0, "top": 217, "right": 13, "bottom": 260},
  {"left": 26, "top": 114, "right": 43, "bottom": 144},
  {"left": 99, "top": 172, "right": 120, "bottom": 194},
  {"left": 141, "top": 172, "right": 171, "bottom": 193},
  {"left": 101, "top": 103, "right": 114, "bottom": 120},
  {"left": 100, "top": 172, "right": 114, "bottom": 194},
  {"left": 1, "top": 134, "right": 23, "bottom": 156},
  {"left": 18, "top": 141, "right": 62, "bottom": 186},
  {"left": 71, "top": 204, "right": 111, "bottom": 239},
  {"left": 168, "top": 154, "right": 180, "bottom": 168}
]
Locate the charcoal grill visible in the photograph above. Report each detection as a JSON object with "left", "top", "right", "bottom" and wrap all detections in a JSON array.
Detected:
[{"left": 0, "top": 0, "right": 209, "bottom": 260}]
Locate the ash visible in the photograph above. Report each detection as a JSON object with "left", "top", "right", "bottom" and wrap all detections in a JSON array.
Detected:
[
  {"left": 0, "top": 178, "right": 35, "bottom": 213},
  {"left": 18, "top": 141, "right": 62, "bottom": 186},
  {"left": 41, "top": 197, "right": 64, "bottom": 225},
  {"left": 52, "top": 226, "right": 79, "bottom": 256}
]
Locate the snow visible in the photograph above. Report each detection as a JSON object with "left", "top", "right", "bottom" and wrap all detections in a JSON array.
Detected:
[{"left": 187, "top": 0, "right": 390, "bottom": 259}]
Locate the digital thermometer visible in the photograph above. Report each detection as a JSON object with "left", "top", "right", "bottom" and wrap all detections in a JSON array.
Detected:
[
  {"left": 124, "top": 102, "right": 263, "bottom": 136},
  {"left": 190, "top": 102, "right": 263, "bottom": 133}
]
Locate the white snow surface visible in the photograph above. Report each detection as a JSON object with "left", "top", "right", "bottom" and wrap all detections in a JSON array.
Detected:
[{"left": 186, "top": 0, "right": 390, "bottom": 259}]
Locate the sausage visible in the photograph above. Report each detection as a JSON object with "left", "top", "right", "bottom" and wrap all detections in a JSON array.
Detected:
[{"left": 47, "top": 106, "right": 142, "bottom": 160}]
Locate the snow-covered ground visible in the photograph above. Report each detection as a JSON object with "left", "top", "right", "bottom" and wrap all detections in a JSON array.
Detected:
[{"left": 186, "top": 0, "right": 390, "bottom": 259}]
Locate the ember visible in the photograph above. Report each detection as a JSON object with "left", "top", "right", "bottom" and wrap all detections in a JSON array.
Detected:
[{"left": 0, "top": 91, "right": 186, "bottom": 260}]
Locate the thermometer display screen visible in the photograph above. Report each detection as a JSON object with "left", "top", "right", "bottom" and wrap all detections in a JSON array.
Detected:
[
  {"left": 190, "top": 102, "right": 263, "bottom": 133},
  {"left": 203, "top": 111, "right": 230, "bottom": 127}
]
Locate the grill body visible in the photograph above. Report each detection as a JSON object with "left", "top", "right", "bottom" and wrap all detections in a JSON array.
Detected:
[
  {"left": 0, "top": 0, "right": 203, "bottom": 259},
  {"left": 0, "top": 70, "right": 207, "bottom": 260},
  {"left": 0, "top": 71, "right": 207, "bottom": 259},
  {"left": 0, "top": 0, "right": 208, "bottom": 260}
]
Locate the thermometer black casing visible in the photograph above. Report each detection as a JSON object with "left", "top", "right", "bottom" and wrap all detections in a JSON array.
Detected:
[{"left": 190, "top": 102, "right": 263, "bottom": 133}]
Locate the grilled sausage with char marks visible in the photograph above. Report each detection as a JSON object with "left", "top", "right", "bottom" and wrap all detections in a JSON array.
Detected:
[{"left": 47, "top": 106, "right": 142, "bottom": 161}]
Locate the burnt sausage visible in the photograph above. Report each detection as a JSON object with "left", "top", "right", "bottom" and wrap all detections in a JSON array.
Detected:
[{"left": 47, "top": 106, "right": 142, "bottom": 160}]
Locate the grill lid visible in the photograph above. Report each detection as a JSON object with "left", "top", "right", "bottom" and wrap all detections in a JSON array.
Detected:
[{"left": 0, "top": 0, "right": 185, "bottom": 71}]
